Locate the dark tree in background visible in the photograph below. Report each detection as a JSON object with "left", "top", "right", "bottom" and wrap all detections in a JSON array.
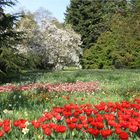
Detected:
[
  {"left": 0, "top": 0, "right": 26, "bottom": 74},
  {"left": 65, "top": 0, "right": 128, "bottom": 48},
  {"left": 65, "top": 0, "right": 140, "bottom": 69}
]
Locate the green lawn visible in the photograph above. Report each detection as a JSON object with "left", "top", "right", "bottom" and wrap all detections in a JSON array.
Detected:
[{"left": 1, "top": 69, "right": 140, "bottom": 112}]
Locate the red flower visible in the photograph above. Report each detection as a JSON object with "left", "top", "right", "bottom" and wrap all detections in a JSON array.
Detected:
[
  {"left": 38, "top": 116, "right": 47, "bottom": 122},
  {"left": 44, "top": 128, "right": 51, "bottom": 136},
  {"left": 73, "top": 111, "right": 79, "bottom": 117},
  {"left": 19, "top": 123, "right": 26, "bottom": 129},
  {"left": 65, "top": 118, "right": 71, "bottom": 124},
  {"left": 87, "top": 128, "right": 99, "bottom": 137},
  {"left": 55, "top": 115, "right": 62, "bottom": 121},
  {"left": 14, "top": 119, "right": 27, "bottom": 129},
  {"left": 0, "top": 122, "right": 3, "bottom": 127},
  {"left": 13, "top": 119, "right": 27, "bottom": 129},
  {"left": 44, "top": 112, "right": 53, "bottom": 120},
  {"left": 41, "top": 124, "right": 49, "bottom": 130},
  {"left": 129, "top": 125, "right": 138, "bottom": 133},
  {"left": 55, "top": 126, "right": 66, "bottom": 133},
  {"left": 49, "top": 122, "right": 57, "bottom": 129},
  {"left": 96, "top": 122, "right": 104, "bottom": 129},
  {"left": 115, "top": 127, "right": 123, "bottom": 134},
  {"left": 81, "top": 120, "right": 87, "bottom": 124},
  {"left": 32, "top": 121, "right": 40, "bottom": 128},
  {"left": 83, "top": 123, "right": 88, "bottom": 129},
  {"left": 13, "top": 120, "right": 19, "bottom": 127},
  {"left": 88, "top": 117, "right": 94, "bottom": 123},
  {"left": 60, "top": 126, "right": 66, "bottom": 133},
  {"left": 85, "top": 110, "right": 92, "bottom": 116},
  {"left": 71, "top": 117, "right": 78, "bottom": 123},
  {"left": 68, "top": 123, "right": 76, "bottom": 130},
  {"left": 108, "top": 120, "right": 116, "bottom": 127},
  {"left": 0, "top": 130, "right": 4, "bottom": 138},
  {"left": 120, "top": 121, "right": 129, "bottom": 128},
  {"left": 76, "top": 124, "right": 83, "bottom": 130},
  {"left": 4, "top": 126, "right": 11, "bottom": 133},
  {"left": 79, "top": 116, "right": 86, "bottom": 121},
  {"left": 90, "top": 121, "right": 96, "bottom": 127},
  {"left": 63, "top": 111, "right": 72, "bottom": 117},
  {"left": 119, "top": 132, "right": 129, "bottom": 140},
  {"left": 101, "top": 129, "right": 112, "bottom": 138},
  {"left": 3, "top": 120, "right": 10, "bottom": 126}
]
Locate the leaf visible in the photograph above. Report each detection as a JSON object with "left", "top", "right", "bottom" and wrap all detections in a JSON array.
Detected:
[
  {"left": 72, "top": 131, "right": 75, "bottom": 136},
  {"left": 62, "top": 132, "right": 66, "bottom": 139}
]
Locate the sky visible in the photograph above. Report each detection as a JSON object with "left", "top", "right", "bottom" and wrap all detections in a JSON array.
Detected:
[{"left": 5, "top": 0, "right": 70, "bottom": 22}]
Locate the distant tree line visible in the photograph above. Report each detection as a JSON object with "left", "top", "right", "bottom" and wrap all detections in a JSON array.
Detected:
[{"left": 65, "top": 0, "right": 140, "bottom": 69}]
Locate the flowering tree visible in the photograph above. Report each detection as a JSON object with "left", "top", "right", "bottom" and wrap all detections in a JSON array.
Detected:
[
  {"left": 41, "top": 21, "right": 82, "bottom": 70},
  {"left": 17, "top": 11, "right": 82, "bottom": 70}
]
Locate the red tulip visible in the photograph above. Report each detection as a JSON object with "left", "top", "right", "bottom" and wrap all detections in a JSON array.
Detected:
[
  {"left": 119, "top": 131, "right": 129, "bottom": 140},
  {"left": 0, "top": 122, "right": 3, "bottom": 127},
  {"left": 44, "top": 128, "right": 51, "bottom": 136},
  {"left": 76, "top": 124, "right": 83, "bottom": 130},
  {"left": 32, "top": 121, "right": 40, "bottom": 128},
  {"left": 68, "top": 123, "right": 76, "bottom": 130},
  {"left": 0, "top": 130, "right": 4, "bottom": 138},
  {"left": 129, "top": 125, "right": 138, "bottom": 133},
  {"left": 88, "top": 128, "right": 99, "bottom": 137},
  {"left": 101, "top": 129, "right": 112, "bottom": 139},
  {"left": 4, "top": 126, "right": 11, "bottom": 133}
]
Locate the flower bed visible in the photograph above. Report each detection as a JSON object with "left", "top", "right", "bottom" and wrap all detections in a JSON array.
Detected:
[
  {"left": 0, "top": 99, "right": 140, "bottom": 139},
  {"left": 0, "top": 81, "right": 100, "bottom": 93}
]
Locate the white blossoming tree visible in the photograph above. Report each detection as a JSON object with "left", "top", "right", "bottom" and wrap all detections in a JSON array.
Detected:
[{"left": 17, "top": 10, "right": 82, "bottom": 70}]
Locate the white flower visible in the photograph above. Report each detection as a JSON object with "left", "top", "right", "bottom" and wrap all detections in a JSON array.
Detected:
[
  {"left": 24, "top": 112, "right": 28, "bottom": 117},
  {"left": 44, "top": 108, "right": 48, "bottom": 112},
  {"left": 3, "top": 109, "right": 8, "bottom": 114},
  {"left": 22, "top": 127, "right": 29, "bottom": 135},
  {"left": 25, "top": 121, "right": 30, "bottom": 126},
  {"left": 3, "top": 109, "right": 13, "bottom": 115}
]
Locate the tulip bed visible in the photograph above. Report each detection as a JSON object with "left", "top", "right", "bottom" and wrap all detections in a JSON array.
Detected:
[
  {"left": 0, "top": 81, "right": 100, "bottom": 93},
  {"left": 0, "top": 99, "right": 140, "bottom": 139}
]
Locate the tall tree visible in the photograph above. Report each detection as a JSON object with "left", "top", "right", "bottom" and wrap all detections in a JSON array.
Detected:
[
  {"left": 65, "top": 0, "right": 128, "bottom": 48},
  {"left": 0, "top": 0, "right": 23, "bottom": 74},
  {"left": 82, "top": 13, "right": 140, "bottom": 69}
]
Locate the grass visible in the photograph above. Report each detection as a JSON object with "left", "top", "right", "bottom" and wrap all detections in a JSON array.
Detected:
[
  {"left": 1, "top": 69, "right": 140, "bottom": 112},
  {"left": 0, "top": 69, "right": 140, "bottom": 139}
]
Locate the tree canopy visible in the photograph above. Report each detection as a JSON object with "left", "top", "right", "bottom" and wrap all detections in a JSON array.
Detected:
[
  {"left": 65, "top": 0, "right": 140, "bottom": 69},
  {"left": 0, "top": 0, "right": 24, "bottom": 74}
]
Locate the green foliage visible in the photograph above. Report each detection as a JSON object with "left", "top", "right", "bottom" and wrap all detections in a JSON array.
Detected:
[
  {"left": 65, "top": 0, "right": 128, "bottom": 48},
  {"left": 65, "top": 0, "right": 140, "bottom": 69},
  {"left": 0, "top": 5, "right": 41, "bottom": 78},
  {"left": 0, "top": 0, "right": 24, "bottom": 74},
  {"left": 82, "top": 13, "right": 140, "bottom": 69}
]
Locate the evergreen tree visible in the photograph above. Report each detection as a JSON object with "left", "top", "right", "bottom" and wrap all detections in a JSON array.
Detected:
[
  {"left": 0, "top": 0, "right": 24, "bottom": 74},
  {"left": 83, "top": 13, "right": 140, "bottom": 69},
  {"left": 65, "top": 0, "right": 128, "bottom": 48},
  {"left": 65, "top": 0, "right": 138, "bottom": 69}
]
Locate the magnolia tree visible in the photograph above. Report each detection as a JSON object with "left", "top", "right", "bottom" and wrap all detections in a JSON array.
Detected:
[
  {"left": 17, "top": 11, "right": 82, "bottom": 70},
  {"left": 41, "top": 21, "right": 82, "bottom": 70}
]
